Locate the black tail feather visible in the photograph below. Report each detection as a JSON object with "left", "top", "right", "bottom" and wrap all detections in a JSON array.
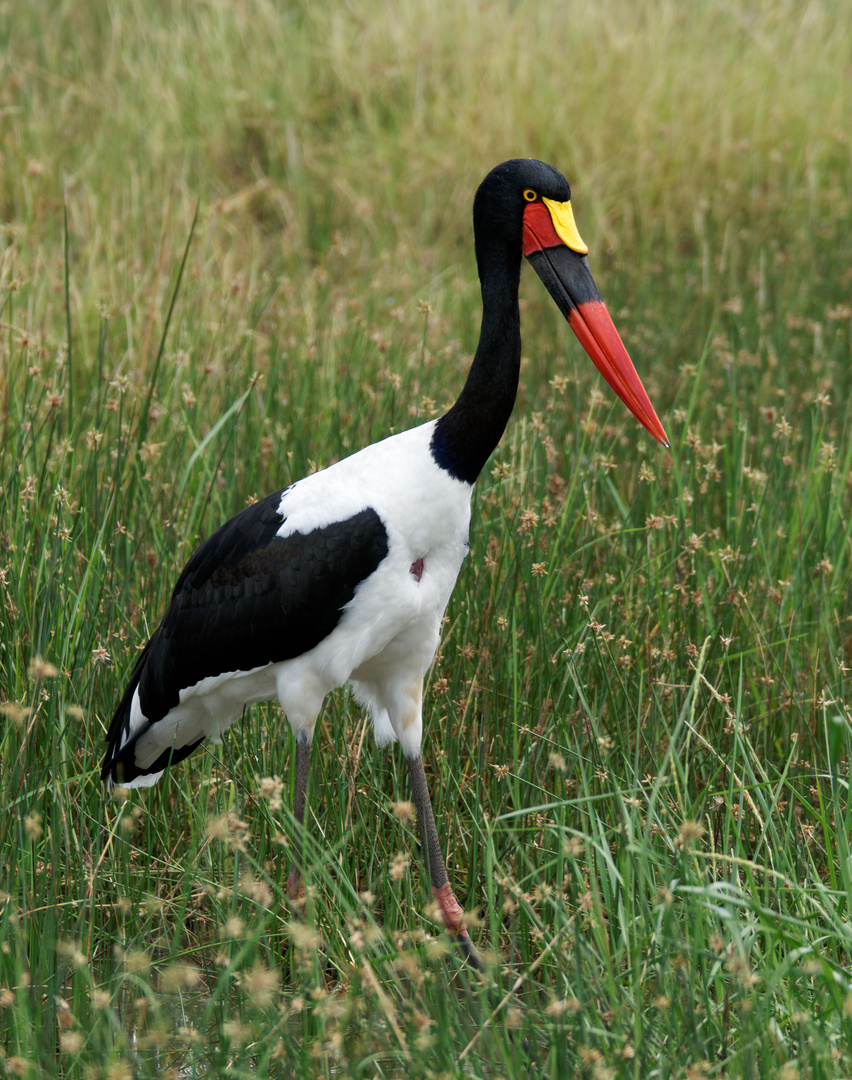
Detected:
[
  {"left": 102, "top": 630, "right": 209, "bottom": 786},
  {"left": 101, "top": 640, "right": 150, "bottom": 782}
]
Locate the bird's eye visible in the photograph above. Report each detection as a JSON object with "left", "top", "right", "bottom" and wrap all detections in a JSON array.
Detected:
[{"left": 523, "top": 189, "right": 537, "bottom": 202}]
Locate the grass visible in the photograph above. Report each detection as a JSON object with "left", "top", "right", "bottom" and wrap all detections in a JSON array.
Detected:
[{"left": 2, "top": 0, "right": 852, "bottom": 1076}]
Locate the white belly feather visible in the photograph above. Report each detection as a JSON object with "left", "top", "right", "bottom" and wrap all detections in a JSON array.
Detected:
[{"left": 122, "top": 420, "right": 472, "bottom": 782}]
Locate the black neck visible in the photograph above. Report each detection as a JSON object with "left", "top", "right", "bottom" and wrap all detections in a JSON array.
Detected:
[{"left": 430, "top": 239, "right": 523, "bottom": 484}]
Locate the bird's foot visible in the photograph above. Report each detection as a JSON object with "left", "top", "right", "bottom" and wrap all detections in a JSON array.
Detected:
[
  {"left": 432, "top": 882, "right": 484, "bottom": 971},
  {"left": 432, "top": 881, "right": 466, "bottom": 933},
  {"left": 286, "top": 868, "right": 306, "bottom": 910}
]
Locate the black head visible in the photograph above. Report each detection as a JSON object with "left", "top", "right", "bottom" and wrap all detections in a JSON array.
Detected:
[
  {"left": 432, "top": 157, "right": 668, "bottom": 486},
  {"left": 470, "top": 157, "right": 670, "bottom": 448},
  {"left": 473, "top": 159, "right": 572, "bottom": 251}
]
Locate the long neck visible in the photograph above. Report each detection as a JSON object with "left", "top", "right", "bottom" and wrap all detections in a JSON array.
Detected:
[{"left": 430, "top": 239, "right": 522, "bottom": 484}]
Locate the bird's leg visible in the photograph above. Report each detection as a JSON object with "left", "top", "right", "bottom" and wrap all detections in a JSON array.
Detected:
[
  {"left": 406, "top": 753, "right": 484, "bottom": 971},
  {"left": 286, "top": 734, "right": 312, "bottom": 903}
]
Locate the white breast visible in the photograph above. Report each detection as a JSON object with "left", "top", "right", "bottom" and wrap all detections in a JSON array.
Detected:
[{"left": 272, "top": 421, "right": 471, "bottom": 751}]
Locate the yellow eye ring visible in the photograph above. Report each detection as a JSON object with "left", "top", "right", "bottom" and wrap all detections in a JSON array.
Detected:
[{"left": 523, "top": 189, "right": 537, "bottom": 202}]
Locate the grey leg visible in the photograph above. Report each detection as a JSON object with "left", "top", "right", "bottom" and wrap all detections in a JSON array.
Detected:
[
  {"left": 407, "top": 753, "right": 484, "bottom": 971},
  {"left": 287, "top": 734, "right": 312, "bottom": 902}
]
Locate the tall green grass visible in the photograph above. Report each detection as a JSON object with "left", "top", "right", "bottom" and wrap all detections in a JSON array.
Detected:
[{"left": 2, "top": 0, "right": 852, "bottom": 1076}]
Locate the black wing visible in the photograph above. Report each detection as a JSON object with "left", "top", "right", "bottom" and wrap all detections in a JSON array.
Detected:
[{"left": 102, "top": 491, "right": 389, "bottom": 781}]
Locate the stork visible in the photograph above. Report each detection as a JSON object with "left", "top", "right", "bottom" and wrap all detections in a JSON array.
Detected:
[{"left": 102, "top": 159, "right": 668, "bottom": 971}]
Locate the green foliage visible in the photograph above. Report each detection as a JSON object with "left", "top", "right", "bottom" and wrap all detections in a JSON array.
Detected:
[{"left": 2, "top": 0, "right": 852, "bottom": 1076}]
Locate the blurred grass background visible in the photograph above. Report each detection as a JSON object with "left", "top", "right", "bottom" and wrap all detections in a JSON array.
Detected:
[{"left": 2, "top": 0, "right": 852, "bottom": 1077}]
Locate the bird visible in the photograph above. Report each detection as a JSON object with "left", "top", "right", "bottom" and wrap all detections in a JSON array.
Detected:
[{"left": 102, "top": 158, "right": 668, "bottom": 971}]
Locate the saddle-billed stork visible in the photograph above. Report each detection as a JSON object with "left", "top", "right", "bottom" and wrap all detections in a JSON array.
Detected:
[{"left": 102, "top": 159, "right": 668, "bottom": 971}]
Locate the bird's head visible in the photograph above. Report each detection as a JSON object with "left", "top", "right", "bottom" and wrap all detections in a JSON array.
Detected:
[{"left": 475, "top": 159, "right": 669, "bottom": 447}]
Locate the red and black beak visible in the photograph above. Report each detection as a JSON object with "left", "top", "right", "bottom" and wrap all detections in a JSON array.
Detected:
[{"left": 523, "top": 198, "right": 669, "bottom": 447}]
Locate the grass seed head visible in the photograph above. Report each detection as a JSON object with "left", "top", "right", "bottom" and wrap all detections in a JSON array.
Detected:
[
  {"left": 257, "top": 775, "right": 284, "bottom": 810},
  {"left": 240, "top": 961, "right": 280, "bottom": 1008},
  {"left": 221, "top": 915, "right": 245, "bottom": 938},
  {"left": 59, "top": 1031, "right": 84, "bottom": 1055},
  {"left": 22, "top": 814, "right": 42, "bottom": 840},
  {"left": 161, "top": 963, "right": 203, "bottom": 993},
  {"left": 286, "top": 920, "right": 321, "bottom": 953},
  {"left": 106, "top": 1063, "right": 133, "bottom": 1080},
  {"left": 389, "top": 800, "right": 415, "bottom": 821},
  {"left": 28, "top": 655, "right": 58, "bottom": 680},
  {"left": 239, "top": 874, "right": 273, "bottom": 908},
  {"left": 0, "top": 702, "right": 30, "bottom": 727},
  {"left": 122, "top": 949, "right": 151, "bottom": 977},
  {"left": 222, "top": 1019, "right": 250, "bottom": 1046},
  {"left": 389, "top": 852, "right": 410, "bottom": 880},
  {"left": 675, "top": 820, "right": 706, "bottom": 851},
  {"left": 57, "top": 939, "right": 87, "bottom": 967}
]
